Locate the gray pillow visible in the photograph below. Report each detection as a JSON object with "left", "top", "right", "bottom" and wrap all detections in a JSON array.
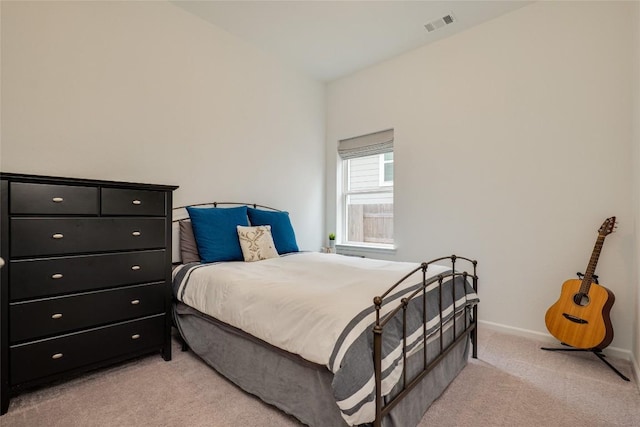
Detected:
[{"left": 179, "top": 220, "right": 201, "bottom": 264}]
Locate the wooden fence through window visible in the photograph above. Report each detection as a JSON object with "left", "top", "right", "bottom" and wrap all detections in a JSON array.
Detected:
[{"left": 348, "top": 203, "right": 393, "bottom": 244}]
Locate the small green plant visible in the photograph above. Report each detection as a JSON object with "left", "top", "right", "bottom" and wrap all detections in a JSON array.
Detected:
[{"left": 328, "top": 233, "right": 336, "bottom": 241}]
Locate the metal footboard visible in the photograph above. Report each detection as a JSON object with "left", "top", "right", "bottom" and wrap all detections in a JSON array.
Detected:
[{"left": 372, "top": 255, "right": 478, "bottom": 427}]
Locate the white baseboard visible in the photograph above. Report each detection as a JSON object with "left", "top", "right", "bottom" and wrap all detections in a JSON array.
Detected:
[
  {"left": 478, "top": 320, "right": 632, "bottom": 362},
  {"left": 631, "top": 352, "right": 640, "bottom": 384}
]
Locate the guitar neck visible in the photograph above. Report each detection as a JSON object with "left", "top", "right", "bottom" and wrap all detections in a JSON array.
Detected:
[{"left": 580, "top": 235, "right": 606, "bottom": 294}]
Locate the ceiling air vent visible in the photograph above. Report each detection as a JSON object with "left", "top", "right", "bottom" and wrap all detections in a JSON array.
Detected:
[{"left": 424, "top": 13, "right": 456, "bottom": 33}]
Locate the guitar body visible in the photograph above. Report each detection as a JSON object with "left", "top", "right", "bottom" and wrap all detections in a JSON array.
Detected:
[{"left": 545, "top": 278, "right": 615, "bottom": 349}]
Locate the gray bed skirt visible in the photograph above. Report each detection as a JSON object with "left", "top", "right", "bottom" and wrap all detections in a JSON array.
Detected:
[{"left": 174, "top": 302, "right": 470, "bottom": 427}]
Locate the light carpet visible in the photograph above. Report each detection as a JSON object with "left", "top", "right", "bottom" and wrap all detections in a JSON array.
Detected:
[{"left": 2, "top": 327, "right": 638, "bottom": 427}]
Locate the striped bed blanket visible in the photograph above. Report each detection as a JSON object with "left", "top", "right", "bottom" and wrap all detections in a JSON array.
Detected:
[{"left": 172, "top": 252, "right": 478, "bottom": 425}]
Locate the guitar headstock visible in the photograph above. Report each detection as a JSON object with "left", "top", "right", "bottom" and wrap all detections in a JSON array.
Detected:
[{"left": 598, "top": 216, "right": 617, "bottom": 236}]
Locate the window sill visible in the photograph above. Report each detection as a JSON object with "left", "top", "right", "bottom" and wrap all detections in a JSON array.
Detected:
[{"left": 335, "top": 243, "right": 397, "bottom": 257}]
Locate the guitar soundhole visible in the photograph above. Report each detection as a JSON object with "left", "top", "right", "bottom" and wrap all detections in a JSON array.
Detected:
[{"left": 573, "top": 292, "right": 590, "bottom": 306}]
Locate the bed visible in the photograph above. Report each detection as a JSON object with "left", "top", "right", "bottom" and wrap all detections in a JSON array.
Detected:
[{"left": 171, "top": 203, "right": 479, "bottom": 427}]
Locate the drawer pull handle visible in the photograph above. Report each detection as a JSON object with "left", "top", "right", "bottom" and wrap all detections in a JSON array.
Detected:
[
  {"left": 51, "top": 313, "right": 63, "bottom": 319},
  {"left": 131, "top": 265, "right": 141, "bottom": 271},
  {"left": 132, "top": 231, "right": 141, "bottom": 237},
  {"left": 131, "top": 334, "right": 140, "bottom": 340},
  {"left": 51, "top": 353, "right": 63, "bottom": 360},
  {"left": 52, "top": 233, "right": 64, "bottom": 239},
  {"left": 131, "top": 299, "right": 140, "bottom": 305},
  {"left": 132, "top": 200, "right": 142, "bottom": 205},
  {"left": 51, "top": 273, "right": 64, "bottom": 279},
  {"left": 52, "top": 197, "right": 64, "bottom": 203}
]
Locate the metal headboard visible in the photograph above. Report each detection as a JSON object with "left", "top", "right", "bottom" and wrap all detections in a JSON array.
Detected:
[{"left": 172, "top": 202, "right": 282, "bottom": 222}]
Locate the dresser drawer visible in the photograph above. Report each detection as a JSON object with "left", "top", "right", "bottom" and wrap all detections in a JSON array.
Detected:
[
  {"left": 10, "top": 314, "right": 165, "bottom": 385},
  {"left": 10, "top": 182, "right": 99, "bottom": 215},
  {"left": 10, "top": 250, "right": 166, "bottom": 301},
  {"left": 102, "top": 188, "right": 166, "bottom": 216},
  {"left": 10, "top": 282, "right": 166, "bottom": 343},
  {"left": 10, "top": 218, "right": 166, "bottom": 257}
]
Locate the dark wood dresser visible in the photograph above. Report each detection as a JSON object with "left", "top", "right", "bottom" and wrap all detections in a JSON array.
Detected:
[{"left": 0, "top": 173, "right": 178, "bottom": 414}]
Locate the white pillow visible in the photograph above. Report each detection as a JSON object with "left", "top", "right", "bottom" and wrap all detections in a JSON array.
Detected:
[{"left": 237, "top": 225, "right": 279, "bottom": 262}]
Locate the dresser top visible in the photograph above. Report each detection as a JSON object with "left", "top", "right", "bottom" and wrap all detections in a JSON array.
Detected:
[{"left": 1, "top": 172, "right": 178, "bottom": 192}]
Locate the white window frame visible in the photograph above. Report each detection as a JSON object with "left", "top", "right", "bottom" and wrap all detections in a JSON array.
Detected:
[{"left": 341, "top": 153, "right": 394, "bottom": 249}]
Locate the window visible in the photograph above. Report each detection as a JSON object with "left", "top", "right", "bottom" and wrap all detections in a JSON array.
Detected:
[
  {"left": 380, "top": 152, "right": 394, "bottom": 186},
  {"left": 338, "top": 129, "right": 394, "bottom": 247}
]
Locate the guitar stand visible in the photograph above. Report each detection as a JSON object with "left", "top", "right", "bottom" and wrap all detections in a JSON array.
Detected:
[{"left": 540, "top": 344, "right": 630, "bottom": 382}]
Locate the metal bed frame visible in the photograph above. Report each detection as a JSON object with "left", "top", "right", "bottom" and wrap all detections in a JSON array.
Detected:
[{"left": 373, "top": 255, "right": 478, "bottom": 427}]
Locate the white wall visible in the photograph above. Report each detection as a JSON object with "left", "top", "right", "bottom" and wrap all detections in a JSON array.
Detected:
[
  {"left": 327, "top": 1, "right": 637, "bottom": 353},
  {"left": 0, "top": 1, "right": 326, "bottom": 251},
  {"left": 632, "top": 0, "right": 640, "bottom": 376}
]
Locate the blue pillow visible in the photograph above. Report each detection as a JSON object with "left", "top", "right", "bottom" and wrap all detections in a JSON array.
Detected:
[
  {"left": 186, "top": 206, "right": 249, "bottom": 263},
  {"left": 247, "top": 208, "right": 299, "bottom": 254}
]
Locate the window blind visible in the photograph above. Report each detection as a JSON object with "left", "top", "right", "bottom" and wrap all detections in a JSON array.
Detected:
[{"left": 338, "top": 129, "right": 394, "bottom": 159}]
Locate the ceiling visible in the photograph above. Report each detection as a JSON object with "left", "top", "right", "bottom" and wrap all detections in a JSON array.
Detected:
[{"left": 171, "top": 1, "right": 532, "bottom": 82}]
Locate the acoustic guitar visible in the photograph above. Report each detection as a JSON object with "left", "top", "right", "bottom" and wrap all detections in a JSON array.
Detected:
[{"left": 544, "top": 217, "right": 616, "bottom": 350}]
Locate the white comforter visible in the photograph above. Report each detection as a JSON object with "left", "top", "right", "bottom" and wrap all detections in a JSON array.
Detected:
[{"left": 174, "top": 252, "right": 449, "bottom": 367}]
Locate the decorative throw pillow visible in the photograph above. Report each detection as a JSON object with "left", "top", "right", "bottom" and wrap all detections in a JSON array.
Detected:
[
  {"left": 179, "top": 220, "right": 200, "bottom": 264},
  {"left": 237, "top": 225, "right": 279, "bottom": 262},
  {"left": 247, "top": 207, "right": 299, "bottom": 254},
  {"left": 186, "top": 205, "right": 249, "bottom": 263}
]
